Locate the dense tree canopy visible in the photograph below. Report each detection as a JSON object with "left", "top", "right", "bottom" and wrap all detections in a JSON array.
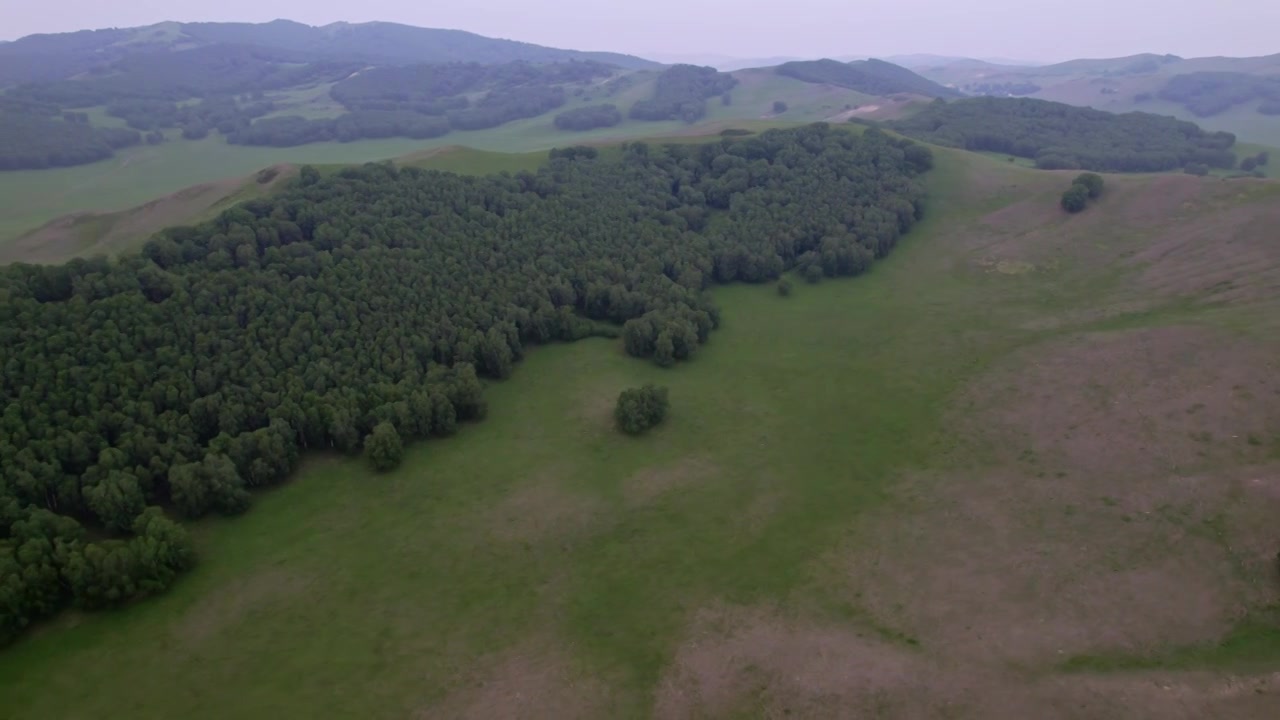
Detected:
[
  {"left": 615, "top": 386, "right": 670, "bottom": 435},
  {"left": 0, "top": 124, "right": 930, "bottom": 639},
  {"left": 629, "top": 65, "right": 738, "bottom": 123},
  {"left": 0, "top": 113, "right": 140, "bottom": 170},
  {"left": 554, "top": 104, "right": 623, "bottom": 131},
  {"left": 888, "top": 97, "right": 1238, "bottom": 172},
  {"left": 1157, "top": 72, "right": 1280, "bottom": 117}
]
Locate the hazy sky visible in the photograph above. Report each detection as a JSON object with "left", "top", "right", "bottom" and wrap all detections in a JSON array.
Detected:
[{"left": 6, "top": 0, "right": 1279, "bottom": 62}]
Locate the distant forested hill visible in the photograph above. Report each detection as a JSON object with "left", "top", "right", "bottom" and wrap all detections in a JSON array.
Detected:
[
  {"left": 629, "top": 65, "right": 738, "bottom": 122},
  {"left": 0, "top": 19, "right": 654, "bottom": 86},
  {"left": 0, "top": 26, "right": 637, "bottom": 167},
  {"left": 1158, "top": 72, "right": 1280, "bottom": 117},
  {"left": 777, "top": 59, "right": 961, "bottom": 98},
  {"left": 0, "top": 20, "right": 656, "bottom": 169},
  {"left": 0, "top": 124, "right": 932, "bottom": 641},
  {"left": 888, "top": 97, "right": 1238, "bottom": 172}
]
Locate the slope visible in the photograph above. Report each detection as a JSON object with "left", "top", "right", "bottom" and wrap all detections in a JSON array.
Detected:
[
  {"left": 910, "top": 52, "right": 1280, "bottom": 145},
  {"left": 776, "top": 58, "right": 961, "bottom": 98},
  {"left": 0, "top": 19, "right": 654, "bottom": 87},
  {"left": 0, "top": 68, "right": 886, "bottom": 258},
  {"left": 0, "top": 147, "right": 1277, "bottom": 719}
]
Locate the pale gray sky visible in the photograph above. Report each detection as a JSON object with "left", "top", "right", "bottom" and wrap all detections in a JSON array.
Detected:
[{"left": 6, "top": 0, "right": 1279, "bottom": 62}]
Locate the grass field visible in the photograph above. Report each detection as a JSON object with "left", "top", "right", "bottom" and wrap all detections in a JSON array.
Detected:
[{"left": 1, "top": 149, "right": 1277, "bottom": 718}]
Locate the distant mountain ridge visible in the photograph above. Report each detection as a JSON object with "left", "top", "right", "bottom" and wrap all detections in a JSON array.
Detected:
[{"left": 0, "top": 19, "right": 657, "bottom": 85}]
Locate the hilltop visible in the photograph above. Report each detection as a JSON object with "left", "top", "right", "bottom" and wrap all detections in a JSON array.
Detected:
[
  {"left": 0, "top": 19, "right": 654, "bottom": 86},
  {"left": 908, "top": 52, "right": 1280, "bottom": 145}
]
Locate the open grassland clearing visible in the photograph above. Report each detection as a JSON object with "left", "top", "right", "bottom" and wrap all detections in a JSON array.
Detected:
[{"left": 1, "top": 148, "right": 1278, "bottom": 719}]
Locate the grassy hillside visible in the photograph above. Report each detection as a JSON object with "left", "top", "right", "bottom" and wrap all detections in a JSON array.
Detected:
[
  {"left": 776, "top": 58, "right": 961, "bottom": 98},
  {"left": 1, "top": 148, "right": 1276, "bottom": 718},
  {"left": 0, "top": 19, "right": 655, "bottom": 87},
  {"left": 0, "top": 70, "right": 875, "bottom": 257},
  {"left": 911, "top": 53, "right": 1280, "bottom": 146}
]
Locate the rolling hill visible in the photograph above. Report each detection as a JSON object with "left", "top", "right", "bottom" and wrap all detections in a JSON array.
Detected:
[
  {"left": 1, "top": 134, "right": 1277, "bottom": 720},
  {"left": 908, "top": 52, "right": 1280, "bottom": 145},
  {"left": 0, "top": 67, "right": 896, "bottom": 255},
  {"left": 776, "top": 58, "right": 961, "bottom": 98},
  {"left": 0, "top": 19, "right": 655, "bottom": 86}
]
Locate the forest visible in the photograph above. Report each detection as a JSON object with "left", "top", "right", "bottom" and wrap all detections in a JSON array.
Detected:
[
  {"left": 0, "top": 112, "right": 141, "bottom": 170},
  {"left": 554, "top": 104, "right": 623, "bottom": 131},
  {"left": 1157, "top": 71, "right": 1280, "bottom": 117},
  {"left": 887, "top": 97, "right": 1239, "bottom": 172},
  {"left": 775, "top": 59, "right": 959, "bottom": 98},
  {"left": 0, "top": 124, "right": 932, "bottom": 642},
  {"left": 629, "top": 64, "right": 738, "bottom": 122}
]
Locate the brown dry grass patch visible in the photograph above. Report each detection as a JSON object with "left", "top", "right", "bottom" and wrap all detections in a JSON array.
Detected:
[
  {"left": 623, "top": 456, "right": 719, "bottom": 508},
  {"left": 485, "top": 468, "right": 606, "bottom": 544},
  {"left": 653, "top": 603, "right": 1280, "bottom": 719},
  {"left": 653, "top": 605, "right": 933, "bottom": 719},
  {"left": 173, "top": 568, "right": 312, "bottom": 644},
  {"left": 422, "top": 638, "right": 618, "bottom": 720}
]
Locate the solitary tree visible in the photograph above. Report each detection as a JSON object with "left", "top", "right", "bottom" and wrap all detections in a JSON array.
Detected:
[
  {"left": 615, "top": 385, "right": 670, "bottom": 435},
  {"left": 1060, "top": 183, "right": 1090, "bottom": 213},
  {"left": 365, "top": 422, "right": 404, "bottom": 472},
  {"left": 772, "top": 100, "right": 789, "bottom": 114}
]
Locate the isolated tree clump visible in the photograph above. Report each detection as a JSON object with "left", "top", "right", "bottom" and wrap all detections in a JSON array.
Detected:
[
  {"left": 365, "top": 422, "right": 404, "bottom": 472},
  {"left": 1060, "top": 183, "right": 1090, "bottom": 213},
  {"left": 1073, "top": 172, "right": 1104, "bottom": 199},
  {"left": 1061, "top": 172, "right": 1105, "bottom": 213},
  {"left": 772, "top": 100, "right": 789, "bottom": 114},
  {"left": 615, "top": 385, "right": 670, "bottom": 435}
]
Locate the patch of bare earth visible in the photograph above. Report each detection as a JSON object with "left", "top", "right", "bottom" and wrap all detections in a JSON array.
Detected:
[{"left": 422, "top": 638, "right": 618, "bottom": 720}]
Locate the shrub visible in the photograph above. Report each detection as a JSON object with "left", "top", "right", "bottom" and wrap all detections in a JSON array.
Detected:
[
  {"left": 1184, "top": 162, "right": 1210, "bottom": 176},
  {"left": 1060, "top": 183, "right": 1090, "bottom": 213},
  {"left": 1072, "top": 172, "right": 1105, "bottom": 199},
  {"left": 777, "top": 278, "right": 793, "bottom": 297},
  {"left": 615, "top": 385, "right": 669, "bottom": 435},
  {"left": 772, "top": 100, "right": 789, "bottom": 114}
]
